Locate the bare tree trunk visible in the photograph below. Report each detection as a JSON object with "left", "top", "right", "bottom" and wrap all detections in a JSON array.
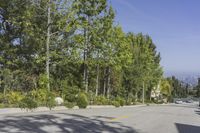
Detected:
[
  {"left": 46, "top": 0, "right": 51, "bottom": 92},
  {"left": 107, "top": 67, "right": 111, "bottom": 99},
  {"left": 142, "top": 81, "right": 145, "bottom": 104},
  {"left": 83, "top": 48, "right": 88, "bottom": 93},
  {"left": 83, "top": 17, "right": 90, "bottom": 93},
  {"left": 149, "top": 88, "right": 152, "bottom": 101},
  {"left": 86, "top": 67, "right": 88, "bottom": 93},
  {"left": 95, "top": 64, "right": 99, "bottom": 96},
  {"left": 3, "top": 86, "right": 6, "bottom": 98},
  {"left": 135, "top": 91, "right": 138, "bottom": 102},
  {"left": 103, "top": 68, "right": 107, "bottom": 96}
]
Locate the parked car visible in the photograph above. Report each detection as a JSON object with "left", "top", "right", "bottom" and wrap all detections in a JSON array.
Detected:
[
  {"left": 199, "top": 100, "right": 200, "bottom": 107},
  {"left": 175, "top": 100, "right": 183, "bottom": 104},
  {"left": 186, "top": 99, "right": 193, "bottom": 103}
]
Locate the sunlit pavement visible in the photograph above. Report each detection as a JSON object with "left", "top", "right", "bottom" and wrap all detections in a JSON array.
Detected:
[{"left": 0, "top": 103, "right": 200, "bottom": 133}]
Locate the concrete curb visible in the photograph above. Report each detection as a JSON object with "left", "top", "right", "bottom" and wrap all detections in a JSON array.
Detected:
[
  {"left": 87, "top": 105, "right": 115, "bottom": 109},
  {"left": 0, "top": 104, "right": 149, "bottom": 115},
  {"left": 0, "top": 106, "right": 67, "bottom": 115}
]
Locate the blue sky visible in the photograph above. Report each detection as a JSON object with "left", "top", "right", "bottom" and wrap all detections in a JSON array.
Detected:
[{"left": 110, "top": 0, "right": 200, "bottom": 75}]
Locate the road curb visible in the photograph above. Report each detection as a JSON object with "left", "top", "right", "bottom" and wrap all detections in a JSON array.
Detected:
[{"left": 0, "top": 104, "right": 153, "bottom": 115}]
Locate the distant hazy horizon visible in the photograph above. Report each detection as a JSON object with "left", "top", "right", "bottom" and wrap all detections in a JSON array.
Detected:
[
  {"left": 111, "top": 0, "right": 200, "bottom": 75},
  {"left": 164, "top": 71, "right": 200, "bottom": 77}
]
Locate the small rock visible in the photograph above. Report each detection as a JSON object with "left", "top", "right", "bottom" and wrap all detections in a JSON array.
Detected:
[{"left": 55, "top": 97, "right": 64, "bottom": 105}]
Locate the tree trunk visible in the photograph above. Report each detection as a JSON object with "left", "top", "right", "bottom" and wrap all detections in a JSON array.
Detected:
[
  {"left": 3, "top": 86, "right": 6, "bottom": 98},
  {"left": 135, "top": 91, "right": 138, "bottom": 102},
  {"left": 103, "top": 68, "right": 107, "bottom": 96},
  {"left": 107, "top": 67, "right": 111, "bottom": 99},
  {"left": 95, "top": 64, "right": 99, "bottom": 96},
  {"left": 142, "top": 81, "right": 145, "bottom": 104},
  {"left": 83, "top": 50, "right": 88, "bottom": 93},
  {"left": 46, "top": 0, "right": 51, "bottom": 92},
  {"left": 83, "top": 15, "right": 91, "bottom": 93}
]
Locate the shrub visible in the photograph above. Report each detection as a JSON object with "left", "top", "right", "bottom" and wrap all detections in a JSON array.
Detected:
[
  {"left": 156, "top": 100, "right": 164, "bottom": 104},
  {"left": 38, "top": 74, "right": 49, "bottom": 89},
  {"left": 93, "top": 96, "right": 110, "bottom": 105},
  {"left": 34, "top": 89, "right": 48, "bottom": 106},
  {"left": 115, "top": 97, "right": 125, "bottom": 106},
  {"left": 126, "top": 99, "right": 132, "bottom": 105},
  {"left": 30, "top": 89, "right": 56, "bottom": 110},
  {"left": 45, "top": 92, "right": 56, "bottom": 110},
  {"left": 19, "top": 96, "right": 38, "bottom": 111},
  {"left": 32, "top": 89, "right": 56, "bottom": 109},
  {"left": 77, "top": 92, "right": 88, "bottom": 109},
  {"left": 6, "top": 91, "right": 24, "bottom": 105},
  {"left": 86, "top": 91, "right": 95, "bottom": 105},
  {"left": 0, "top": 103, "right": 4, "bottom": 108},
  {"left": 112, "top": 101, "right": 120, "bottom": 107},
  {"left": 63, "top": 86, "right": 79, "bottom": 103},
  {"left": 0, "top": 93, "right": 4, "bottom": 103},
  {"left": 145, "top": 99, "right": 153, "bottom": 104},
  {"left": 64, "top": 101, "right": 76, "bottom": 109}
]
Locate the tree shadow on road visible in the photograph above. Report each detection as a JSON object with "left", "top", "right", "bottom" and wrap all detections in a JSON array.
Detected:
[
  {"left": 175, "top": 123, "right": 200, "bottom": 133},
  {"left": 0, "top": 112, "right": 138, "bottom": 133},
  {"left": 194, "top": 110, "right": 200, "bottom": 115},
  {"left": 167, "top": 104, "right": 198, "bottom": 109},
  {"left": 194, "top": 107, "right": 200, "bottom": 115}
]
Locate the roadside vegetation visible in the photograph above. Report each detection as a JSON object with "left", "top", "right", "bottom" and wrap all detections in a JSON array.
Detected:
[{"left": 0, "top": 0, "right": 195, "bottom": 110}]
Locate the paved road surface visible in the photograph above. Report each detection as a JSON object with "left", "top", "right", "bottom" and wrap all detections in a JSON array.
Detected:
[{"left": 0, "top": 104, "right": 199, "bottom": 133}]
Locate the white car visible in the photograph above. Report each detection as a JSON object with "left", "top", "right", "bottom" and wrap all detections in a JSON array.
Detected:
[{"left": 175, "top": 100, "right": 183, "bottom": 104}]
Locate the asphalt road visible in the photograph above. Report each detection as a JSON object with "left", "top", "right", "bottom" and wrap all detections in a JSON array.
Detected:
[{"left": 0, "top": 103, "right": 199, "bottom": 133}]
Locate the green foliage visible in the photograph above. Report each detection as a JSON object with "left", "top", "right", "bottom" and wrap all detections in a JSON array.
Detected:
[
  {"left": 126, "top": 94, "right": 136, "bottom": 105},
  {"left": 64, "top": 102, "right": 76, "bottom": 109},
  {"left": 112, "top": 101, "right": 120, "bottom": 107},
  {"left": 126, "top": 99, "right": 132, "bottom": 105},
  {"left": 195, "top": 78, "right": 200, "bottom": 97},
  {"left": 160, "top": 79, "right": 172, "bottom": 98},
  {"left": 0, "top": 0, "right": 165, "bottom": 108},
  {"left": 115, "top": 97, "right": 125, "bottom": 106},
  {"left": 6, "top": 91, "right": 24, "bottom": 105},
  {"left": 30, "top": 89, "right": 56, "bottom": 109},
  {"left": 77, "top": 93, "right": 88, "bottom": 109},
  {"left": 170, "top": 76, "right": 189, "bottom": 98},
  {"left": 0, "top": 104, "right": 4, "bottom": 108},
  {"left": 19, "top": 96, "right": 38, "bottom": 111},
  {"left": 45, "top": 92, "right": 56, "bottom": 110},
  {"left": 93, "top": 96, "right": 110, "bottom": 105},
  {"left": 0, "top": 93, "right": 4, "bottom": 103},
  {"left": 38, "top": 74, "right": 49, "bottom": 89},
  {"left": 63, "top": 86, "right": 79, "bottom": 103},
  {"left": 145, "top": 99, "right": 154, "bottom": 104}
]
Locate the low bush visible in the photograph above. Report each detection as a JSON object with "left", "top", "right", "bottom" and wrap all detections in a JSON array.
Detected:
[
  {"left": 112, "top": 101, "right": 120, "bottom": 107},
  {"left": 156, "top": 100, "right": 164, "bottom": 104},
  {"left": 115, "top": 97, "right": 125, "bottom": 106},
  {"left": 19, "top": 96, "right": 38, "bottom": 111},
  {"left": 77, "top": 92, "right": 88, "bottom": 109},
  {"left": 63, "top": 86, "right": 79, "bottom": 104},
  {"left": 45, "top": 92, "right": 56, "bottom": 110},
  {"left": 0, "top": 93, "right": 4, "bottom": 103},
  {"left": 126, "top": 99, "right": 132, "bottom": 105},
  {"left": 145, "top": 99, "right": 153, "bottom": 104},
  {"left": 86, "top": 91, "right": 95, "bottom": 105},
  {"left": 64, "top": 101, "right": 76, "bottom": 109},
  {"left": 6, "top": 91, "right": 24, "bottom": 105},
  {"left": 34, "top": 89, "right": 48, "bottom": 106},
  {"left": 93, "top": 96, "right": 110, "bottom": 105},
  {"left": 31, "top": 89, "right": 56, "bottom": 109},
  {"left": 0, "top": 103, "right": 4, "bottom": 108}
]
